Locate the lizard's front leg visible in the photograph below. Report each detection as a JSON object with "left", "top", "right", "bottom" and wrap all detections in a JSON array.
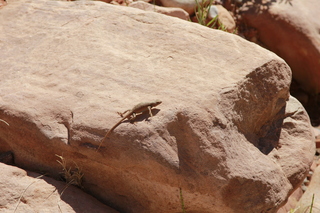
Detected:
[
  {"left": 129, "top": 113, "right": 137, "bottom": 122},
  {"left": 147, "top": 106, "right": 153, "bottom": 117}
]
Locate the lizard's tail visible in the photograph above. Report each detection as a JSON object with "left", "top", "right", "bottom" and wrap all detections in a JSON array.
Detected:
[{"left": 96, "top": 130, "right": 111, "bottom": 151}]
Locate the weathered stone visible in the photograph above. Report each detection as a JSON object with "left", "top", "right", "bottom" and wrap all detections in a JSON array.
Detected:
[
  {"left": 0, "top": 0, "right": 315, "bottom": 212},
  {"left": 110, "top": 0, "right": 131, "bottom": 6},
  {"left": 0, "top": 163, "right": 118, "bottom": 213},
  {"left": 159, "top": 0, "right": 198, "bottom": 14},
  {"left": 129, "top": 1, "right": 189, "bottom": 20},
  {"left": 240, "top": 0, "right": 320, "bottom": 93},
  {"left": 208, "top": 4, "right": 218, "bottom": 17},
  {"left": 208, "top": 5, "right": 236, "bottom": 32}
]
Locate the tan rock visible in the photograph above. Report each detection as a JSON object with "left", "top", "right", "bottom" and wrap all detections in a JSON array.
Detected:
[
  {"left": 159, "top": 0, "right": 199, "bottom": 14},
  {"left": 208, "top": 5, "right": 236, "bottom": 32},
  {"left": 110, "top": 0, "right": 132, "bottom": 6},
  {"left": 240, "top": 0, "right": 320, "bottom": 93},
  {"left": 0, "top": 163, "right": 118, "bottom": 213},
  {"left": 129, "top": 1, "right": 189, "bottom": 20},
  {"left": 0, "top": 0, "right": 315, "bottom": 212}
]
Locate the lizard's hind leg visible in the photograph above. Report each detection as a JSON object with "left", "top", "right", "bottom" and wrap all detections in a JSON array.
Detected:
[{"left": 117, "top": 110, "right": 130, "bottom": 117}]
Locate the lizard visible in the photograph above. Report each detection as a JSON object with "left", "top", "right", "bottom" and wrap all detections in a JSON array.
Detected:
[{"left": 97, "top": 100, "right": 162, "bottom": 150}]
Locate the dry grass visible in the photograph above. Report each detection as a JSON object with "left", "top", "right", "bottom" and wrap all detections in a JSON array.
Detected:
[
  {"left": 55, "top": 154, "right": 83, "bottom": 188},
  {"left": 55, "top": 154, "right": 84, "bottom": 212},
  {"left": 0, "top": 119, "right": 9, "bottom": 126},
  {"left": 14, "top": 175, "right": 45, "bottom": 213}
]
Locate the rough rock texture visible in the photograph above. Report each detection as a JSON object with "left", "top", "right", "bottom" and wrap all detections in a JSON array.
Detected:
[
  {"left": 0, "top": 0, "right": 315, "bottom": 212},
  {"left": 0, "top": 163, "right": 118, "bottom": 213},
  {"left": 129, "top": 1, "right": 189, "bottom": 20},
  {"left": 240, "top": 0, "right": 320, "bottom": 93}
]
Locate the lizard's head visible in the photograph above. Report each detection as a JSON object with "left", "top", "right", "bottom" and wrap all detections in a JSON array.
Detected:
[{"left": 152, "top": 100, "right": 162, "bottom": 107}]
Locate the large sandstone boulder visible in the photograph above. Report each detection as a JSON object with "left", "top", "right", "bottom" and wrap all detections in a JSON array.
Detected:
[
  {"left": 240, "top": 0, "right": 320, "bottom": 94},
  {"left": 0, "top": 0, "right": 315, "bottom": 212},
  {"left": 0, "top": 163, "right": 118, "bottom": 213}
]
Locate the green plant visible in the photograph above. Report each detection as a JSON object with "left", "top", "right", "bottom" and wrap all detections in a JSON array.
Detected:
[
  {"left": 309, "top": 193, "right": 315, "bottom": 213},
  {"left": 194, "top": 0, "right": 229, "bottom": 31},
  {"left": 179, "top": 187, "right": 186, "bottom": 213},
  {"left": 194, "top": 0, "right": 215, "bottom": 27},
  {"left": 209, "top": 15, "right": 229, "bottom": 31}
]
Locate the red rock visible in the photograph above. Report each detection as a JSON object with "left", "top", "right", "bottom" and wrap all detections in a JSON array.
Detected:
[{"left": 240, "top": 0, "right": 320, "bottom": 93}]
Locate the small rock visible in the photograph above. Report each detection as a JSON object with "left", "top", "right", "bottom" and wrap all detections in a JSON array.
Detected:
[
  {"left": 129, "top": 1, "right": 189, "bottom": 20},
  {"left": 208, "top": 5, "right": 218, "bottom": 18},
  {"left": 208, "top": 5, "right": 236, "bottom": 32},
  {"left": 160, "top": 0, "right": 208, "bottom": 14}
]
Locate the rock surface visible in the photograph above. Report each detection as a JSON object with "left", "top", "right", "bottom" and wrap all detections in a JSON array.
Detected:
[
  {"left": 0, "top": 163, "right": 118, "bottom": 213},
  {"left": 240, "top": 0, "right": 320, "bottom": 93},
  {"left": 0, "top": 0, "right": 315, "bottom": 212}
]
